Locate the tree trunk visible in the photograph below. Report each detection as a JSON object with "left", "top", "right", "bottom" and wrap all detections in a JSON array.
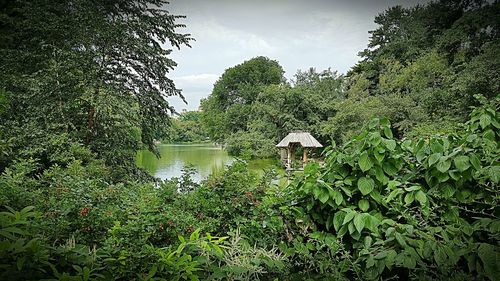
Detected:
[{"left": 85, "top": 88, "right": 99, "bottom": 145}]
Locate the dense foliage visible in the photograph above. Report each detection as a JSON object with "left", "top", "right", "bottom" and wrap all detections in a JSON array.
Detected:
[
  {"left": 0, "top": 0, "right": 192, "bottom": 178},
  {"left": 1, "top": 0, "right": 499, "bottom": 280},
  {"left": 164, "top": 111, "right": 209, "bottom": 143},
  {"left": 201, "top": 0, "right": 499, "bottom": 157},
  {"left": 1, "top": 97, "right": 498, "bottom": 280},
  {"left": 285, "top": 96, "right": 499, "bottom": 279}
]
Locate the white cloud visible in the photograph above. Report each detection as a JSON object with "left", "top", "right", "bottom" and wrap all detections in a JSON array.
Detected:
[
  {"left": 165, "top": 0, "right": 431, "bottom": 111},
  {"left": 189, "top": 20, "right": 277, "bottom": 54}
]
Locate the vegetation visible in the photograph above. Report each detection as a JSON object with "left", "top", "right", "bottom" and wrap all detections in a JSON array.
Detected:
[
  {"left": 165, "top": 111, "right": 209, "bottom": 143},
  {"left": 201, "top": 0, "right": 499, "bottom": 157},
  {"left": 0, "top": 0, "right": 499, "bottom": 280}
]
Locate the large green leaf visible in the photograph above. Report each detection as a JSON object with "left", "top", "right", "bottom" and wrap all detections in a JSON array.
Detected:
[
  {"left": 374, "top": 149, "right": 385, "bottom": 163},
  {"left": 469, "top": 153, "right": 481, "bottom": 170},
  {"left": 415, "top": 190, "right": 427, "bottom": 205},
  {"left": 428, "top": 153, "right": 441, "bottom": 166},
  {"left": 343, "top": 210, "right": 356, "bottom": 225},
  {"left": 359, "top": 151, "right": 373, "bottom": 172},
  {"left": 489, "top": 166, "right": 500, "bottom": 183},
  {"left": 353, "top": 213, "right": 365, "bottom": 233},
  {"left": 430, "top": 139, "right": 444, "bottom": 153},
  {"left": 358, "top": 177, "right": 375, "bottom": 195},
  {"left": 404, "top": 192, "right": 414, "bottom": 205},
  {"left": 383, "top": 161, "right": 399, "bottom": 176},
  {"left": 374, "top": 165, "right": 388, "bottom": 184},
  {"left": 383, "top": 127, "right": 393, "bottom": 139},
  {"left": 333, "top": 212, "right": 345, "bottom": 231},
  {"left": 436, "top": 158, "right": 451, "bottom": 173},
  {"left": 358, "top": 199, "right": 370, "bottom": 211},
  {"left": 319, "top": 191, "right": 329, "bottom": 204},
  {"left": 453, "top": 155, "right": 470, "bottom": 172},
  {"left": 382, "top": 139, "right": 396, "bottom": 151},
  {"left": 479, "top": 114, "right": 492, "bottom": 129}
]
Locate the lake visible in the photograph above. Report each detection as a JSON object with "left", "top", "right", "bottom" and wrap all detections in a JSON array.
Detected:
[{"left": 136, "top": 143, "right": 279, "bottom": 181}]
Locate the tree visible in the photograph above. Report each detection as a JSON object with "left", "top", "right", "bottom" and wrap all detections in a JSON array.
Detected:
[
  {"left": 0, "top": 0, "right": 192, "bottom": 175},
  {"left": 201, "top": 56, "right": 285, "bottom": 143}
]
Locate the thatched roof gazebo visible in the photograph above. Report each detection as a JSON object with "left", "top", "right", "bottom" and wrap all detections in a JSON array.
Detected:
[{"left": 276, "top": 131, "right": 322, "bottom": 170}]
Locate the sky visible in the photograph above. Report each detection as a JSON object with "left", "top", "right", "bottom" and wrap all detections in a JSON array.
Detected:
[{"left": 165, "top": 0, "right": 427, "bottom": 112}]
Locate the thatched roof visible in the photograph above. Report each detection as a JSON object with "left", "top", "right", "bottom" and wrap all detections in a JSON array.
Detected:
[{"left": 276, "top": 131, "right": 323, "bottom": 148}]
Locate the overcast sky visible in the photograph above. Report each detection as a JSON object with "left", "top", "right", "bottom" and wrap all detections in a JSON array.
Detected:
[{"left": 165, "top": 0, "right": 427, "bottom": 111}]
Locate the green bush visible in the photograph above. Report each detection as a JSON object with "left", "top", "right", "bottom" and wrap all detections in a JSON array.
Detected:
[{"left": 284, "top": 96, "right": 499, "bottom": 279}]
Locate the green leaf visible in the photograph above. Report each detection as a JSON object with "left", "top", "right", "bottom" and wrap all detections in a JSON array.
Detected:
[
  {"left": 436, "top": 158, "right": 451, "bottom": 173},
  {"left": 358, "top": 151, "right": 373, "bottom": 172},
  {"left": 374, "top": 149, "right": 385, "bottom": 163},
  {"left": 382, "top": 139, "right": 396, "bottom": 151},
  {"left": 478, "top": 243, "right": 500, "bottom": 280},
  {"left": 364, "top": 215, "right": 380, "bottom": 232},
  {"left": 416, "top": 148, "right": 426, "bottom": 163},
  {"left": 380, "top": 118, "right": 390, "bottom": 127},
  {"left": 479, "top": 114, "right": 492, "bottom": 129},
  {"left": 404, "top": 185, "right": 421, "bottom": 192},
  {"left": 369, "top": 132, "right": 382, "bottom": 146},
  {"left": 366, "top": 255, "right": 375, "bottom": 268},
  {"left": 385, "top": 250, "right": 397, "bottom": 268},
  {"left": 449, "top": 170, "right": 461, "bottom": 180},
  {"left": 358, "top": 177, "right": 375, "bottom": 195},
  {"left": 348, "top": 221, "right": 355, "bottom": 234},
  {"left": 430, "top": 139, "right": 444, "bottom": 153},
  {"left": 386, "top": 189, "right": 402, "bottom": 203},
  {"left": 383, "top": 161, "right": 399, "bottom": 175},
  {"left": 364, "top": 236, "right": 373, "bottom": 248},
  {"left": 338, "top": 224, "right": 348, "bottom": 237},
  {"left": 343, "top": 211, "right": 356, "bottom": 225},
  {"left": 374, "top": 165, "right": 388, "bottom": 184},
  {"left": 319, "top": 191, "right": 329, "bottom": 204},
  {"left": 354, "top": 213, "right": 365, "bottom": 233},
  {"left": 428, "top": 153, "right": 441, "bottom": 166},
  {"left": 312, "top": 185, "right": 321, "bottom": 199},
  {"left": 489, "top": 166, "right": 500, "bottom": 183},
  {"left": 402, "top": 255, "right": 416, "bottom": 269},
  {"left": 374, "top": 251, "right": 387, "bottom": 259},
  {"left": 415, "top": 190, "right": 427, "bottom": 205},
  {"left": 387, "top": 180, "right": 401, "bottom": 189},
  {"left": 395, "top": 233, "right": 407, "bottom": 248},
  {"left": 383, "top": 127, "right": 393, "bottom": 139},
  {"left": 358, "top": 199, "right": 369, "bottom": 212},
  {"left": 332, "top": 190, "right": 344, "bottom": 205},
  {"left": 333, "top": 212, "right": 345, "bottom": 231},
  {"left": 469, "top": 153, "right": 481, "bottom": 170},
  {"left": 404, "top": 192, "right": 414, "bottom": 205},
  {"left": 453, "top": 156, "right": 470, "bottom": 172},
  {"left": 441, "top": 184, "right": 455, "bottom": 198}
]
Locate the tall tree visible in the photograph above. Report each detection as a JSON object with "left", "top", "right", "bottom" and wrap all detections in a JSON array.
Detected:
[
  {"left": 0, "top": 0, "right": 192, "bottom": 174},
  {"left": 200, "top": 56, "right": 285, "bottom": 143}
]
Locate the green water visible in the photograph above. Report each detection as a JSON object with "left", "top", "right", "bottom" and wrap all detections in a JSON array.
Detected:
[{"left": 136, "top": 143, "right": 279, "bottom": 181}]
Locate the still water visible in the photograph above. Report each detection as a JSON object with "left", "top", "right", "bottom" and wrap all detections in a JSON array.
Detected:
[{"left": 136, "top": 143, "right": 278, "bottom": 181}]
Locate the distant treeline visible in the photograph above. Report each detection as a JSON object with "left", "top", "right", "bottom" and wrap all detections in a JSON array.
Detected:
[{"left": 199, "top": 0, "right": 499, "bottom": 158}]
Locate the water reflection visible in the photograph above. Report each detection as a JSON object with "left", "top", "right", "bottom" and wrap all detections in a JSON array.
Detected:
[{"left": 136, "top": 143, "right": 235, "bottom": 182}]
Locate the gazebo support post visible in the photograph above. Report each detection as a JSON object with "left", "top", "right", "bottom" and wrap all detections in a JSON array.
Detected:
[
  {"left": 287, "top": 146, "right": 291, "bottom": 170},
  {"left": 303, "top": 147, "right": 308, "bottom": 166}
]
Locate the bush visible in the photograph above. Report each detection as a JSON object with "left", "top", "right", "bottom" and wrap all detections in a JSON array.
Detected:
[{"left": 282, "top": 96, "right": 499, "bottom": 279}]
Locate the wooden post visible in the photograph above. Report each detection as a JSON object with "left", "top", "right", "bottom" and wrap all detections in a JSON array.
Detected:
[
  {"left": 287, "top": 146, "right": 291, "bottom": 170},
  {"left": 303, "top": 147, "right": 308, "bottom": 166}
]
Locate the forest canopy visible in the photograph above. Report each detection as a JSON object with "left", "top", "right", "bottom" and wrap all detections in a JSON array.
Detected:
[
  {"left": 199, "top": 0, "right": 499, "bottom": 158},
  {"left": 0, "top": 0, "right": 499, "bottom": 280}
]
